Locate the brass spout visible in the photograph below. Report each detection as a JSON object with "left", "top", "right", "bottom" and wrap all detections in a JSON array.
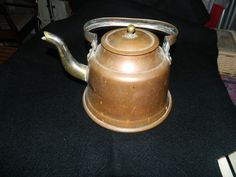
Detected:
[{"left": 42, "top": 31, "right": 88, "bottom": 81}]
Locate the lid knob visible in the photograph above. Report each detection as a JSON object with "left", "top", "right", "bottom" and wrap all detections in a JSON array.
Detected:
[{"left": 127, "top": 24, "right": 135, "bottom": 34}]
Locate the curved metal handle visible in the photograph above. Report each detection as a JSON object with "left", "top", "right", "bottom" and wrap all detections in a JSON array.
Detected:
[{"left": 84, "top": 17, "right": 178, "bottom": 57}]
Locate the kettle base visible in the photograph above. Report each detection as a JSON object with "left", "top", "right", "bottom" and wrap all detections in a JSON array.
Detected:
[{"left": 83, "top": 88, "right": 172, "bottom": 133}]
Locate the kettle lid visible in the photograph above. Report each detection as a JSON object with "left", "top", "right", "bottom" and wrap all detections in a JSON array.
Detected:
[{"left": 101, "top": 25, "right": 159, "bottom": 56}]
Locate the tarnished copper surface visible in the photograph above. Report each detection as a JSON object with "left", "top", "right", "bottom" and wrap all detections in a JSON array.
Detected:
[
  {"left": 83, "top": 41, "right": 171, "bottom": 132},
  {"left": 42, "top": 17, "right": 178, "bottom": 133}
]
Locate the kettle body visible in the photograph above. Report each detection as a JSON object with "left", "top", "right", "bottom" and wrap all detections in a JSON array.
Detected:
[{"left": 42, "top": 17, "right": 178, "bottom": 132}]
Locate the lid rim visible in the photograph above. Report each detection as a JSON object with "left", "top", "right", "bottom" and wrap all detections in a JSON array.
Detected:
[{"left": 101, "top": 44, "right": 158, "bottom": 56}]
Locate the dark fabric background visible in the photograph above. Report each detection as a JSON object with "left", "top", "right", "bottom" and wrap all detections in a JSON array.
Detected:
[
  {"left": 69, "top": 0, "right": 210, "bottom": 24},
  {"left": 0, "top": 0, "right": 236, "bottom": 177}
]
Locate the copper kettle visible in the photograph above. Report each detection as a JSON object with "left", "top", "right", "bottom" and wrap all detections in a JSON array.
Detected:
[{"left": 42, "top": 17, "right": 178, "bottom": 133}]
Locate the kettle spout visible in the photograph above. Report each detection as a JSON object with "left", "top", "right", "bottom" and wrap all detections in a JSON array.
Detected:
[{"left": 42, "top": 31, "right": 88, "bottom": 81}]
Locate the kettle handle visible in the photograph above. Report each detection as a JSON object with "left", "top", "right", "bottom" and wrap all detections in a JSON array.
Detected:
[{"left": 84, "top": 17, "right": 178, "bottom": 58}]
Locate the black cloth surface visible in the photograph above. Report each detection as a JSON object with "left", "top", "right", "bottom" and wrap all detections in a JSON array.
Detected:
[
  {"left": 70, "top": 0, "right": 210, "bottom": 25},
  {"left": 0, "top": 1, "right": 236, "bottom": 177}
]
